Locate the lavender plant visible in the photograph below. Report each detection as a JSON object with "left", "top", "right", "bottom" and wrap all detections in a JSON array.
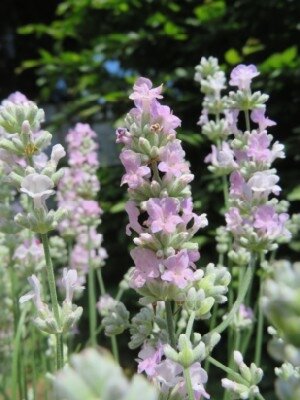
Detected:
[
  {"left": 0, "top": 94, "right": 83, "bottom": 377},
  {"left": 0, "top": 61, "right": 297, "bottom": 400}
]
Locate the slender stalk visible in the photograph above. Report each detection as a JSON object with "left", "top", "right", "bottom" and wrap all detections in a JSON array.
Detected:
[
  {"left": 115, "top": 288, "right": 125, "bottom": 302},
  {"left": 12, "top": 307, "right": 27, "bottom": 400},
  {"left": 222, "top": 175, "right": 229, "bottom": 209},
  {"left": 208, "top": 356, "right": 246, "bottom": 385},
  {"left": 96, "top": 268, "right": 106, "bottom": 296},
  {"left": 244, "top": 110, "right": 251, "bottom": 132},
  {"left": 41, "top": 233, "right": 63, "bottom": 370},
  {"left": 204, "top": 304, "right": 218, "bottom": 372},
  {"left": 254, "top": 277, "right": 264, "bottom": 367},
  {"left": 209, "top": 355, "right": 267, "bottom": 400},
  {"left": 212, "top": 257, "right": 255, "bottom": 335},
  {"left": 56, "top": 334, "right": 64, "bottom": 371},
  {"left": 183, "top": 368, "right": 195, "bottom": 400},
  {"left": 186, "top": 311, "right": 195, "bottom": 340},
  {"left": 111, "top": 336, "right": 119, "bottom": 363},
  {"left": 165, "top": 301, "right": 176, "bottom": 348},
  {"left": 8, "top": 250, "right": 18, "bottom": 332},
  {"left": 87, "top": 228, "right": 97, "bottom": 347}
]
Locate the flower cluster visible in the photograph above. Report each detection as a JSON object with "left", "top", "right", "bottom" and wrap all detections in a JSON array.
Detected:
[
  {"left": 0, "top": 95, "right": 83, "bottom": 336},
  {"left": 195, "top": 58, "right": 290, "bottom": 252},
  {"left": 57, "top": 123, "right": 107, "bottom": 281},
  {"left": 137, "top": 342, "right": 210, "bottom": 400},
  {"left": 117, "top": 77, "right": 208, "bottom": 301},
  {"left": 222, "top": 351, "right": 263, "bottom": 399},
  {"left": 20, "top": 269, "right": 84, "bottom": 334}
]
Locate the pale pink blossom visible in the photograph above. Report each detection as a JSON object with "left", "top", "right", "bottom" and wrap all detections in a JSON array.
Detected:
[
  {"left": 137, "top": 343, "right": 163, "bottom": 377},
  {"left": 162, "top": 250, "right": 194, "bottom": 288},
  {"left": 62, "top": 268, "right": 84, "bottom": 303},
  {"left": 253, "top": 205, "right": 290, "bottom": 239},
  {"left": 229, "top": 64, "right": 259, "bottom": 91},
  {"left": 120, "top": 150, "right": 151, "bottom": 189},
  {"left": 146, "top": 197, "right": 182, "bottom": 234},
  {"left": 251, "top": 108, "right": 276, "bottom": 132},
  {"left": 125, "top": 201, "right": 143, "bottom": 235},
  {"left": 130, "top": 247, "right": 161, "bottom": 288},
  {"left": 129, "top": 77, "right": 163, "bottom": 109},
  {"left": 158, "top": 140, "right": 189, "bottom": 178}
]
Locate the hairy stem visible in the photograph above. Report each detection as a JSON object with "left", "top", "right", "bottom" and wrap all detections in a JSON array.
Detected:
[
  {"left": 165, "top": 301, "right": 176, "bottom": 348},
  {"left": 212, "top": 257, "right": 256, "bottom": 335},
  {"left": 41, "top": 233, "right": 63, "bottom": 370},
  {"left": 183, "top": 368, "right": 195, "bottom": 400}
]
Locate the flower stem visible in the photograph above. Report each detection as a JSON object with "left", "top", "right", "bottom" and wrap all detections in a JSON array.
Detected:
[
  {"left": 12, "top": 307, "right": 27, "bottom": 400},
  {"left": 222, "top": 175, "right": 229, "bottom": 209},
  {"left": 88, "top": 242, "right": 97, "bottom": 347},
  {"left": 165, "top": 301, "right": 176, "bottom": 348},
  {"left": 186, "top": 311, "right": 195, "bottom": 340},
  {"left": 41, "top": 233, "right": 63, "bottom": 370},
  {"left": 111, "top": 335, "right": 119, "bottom": 363},
  {"left": 183, "top": 368, "right": 195, "bottom": 400},
  {"left": 244, "top": 110, "right": 251, "bottom": 132},
  {"left": 212, "top": 257, "right": 255, "bottom": 335},
  {"left": 254, "top": 277, "right": 264, "bottom": 367},
  {"left": 207, "top": 356, "right": 246, "bottom": 385},
  {"left": 96, "top": 267, "right": 106, "bottom": 296}
]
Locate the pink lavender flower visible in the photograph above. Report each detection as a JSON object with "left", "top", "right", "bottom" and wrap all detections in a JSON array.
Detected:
[
  {"left": 247, "top": 132, "right": 271, "bottom": 163},
  {"left": 229, "top": 64, "right": 259, "bottom": 91},
  {"left": 253, "top": 205, "right": 290, "bottom": 240},
  {"left": 251, "top": 108, "right": 276, "bottom": 132},
  {"left": 129, "top": 77, "right": 163, "bottom": 109},
  {"left": 137, "top": 343, "right": 163, "bottom": 377},
  {"left": 146, "top": 198, "right": 182, "bottom": 234},
  {"left": 205, "top": 142, "right": 237, "bottom": 170},
  {"left": 130, "top": 247, "right": 160, "bottom": 288},
  {"left": 125, "top": 201, "right": 143, "bottom": 235},
  {"left": 247, "top": 171, "right": 281, "bottom": 196},
  {"left": 150, "top": 102, "right": 181, "bottom": 136},
  {"left": 118, "top": 77, "right": 207, "bottom": 294},
  {"left": 179, "top": 363, "right": 210, "bottom": 400},
  {"left": 225, "top": 208, "right": 243, "bottom": 234},
  {"left": 6, "top": 91, "right": 28, "bottom": 104},
  {"left": 158, "top": 141, "right": 189, "bottom": 178},
  {"left": 120, "top": 150, "right": 151, "bottom": 189},
  {"left": 161, "top": 250, "right": 195, "bottom": 289}
]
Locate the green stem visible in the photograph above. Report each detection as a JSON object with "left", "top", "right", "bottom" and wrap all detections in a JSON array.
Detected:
[
  {"left": 165, "top": 301, "right": 176, "bottom": 348},
  {"left": 254, "top": 278, "right": 264, "bottom": 367},
  {"left": 204, "top": 303, "right": 218, "bottom": 372},
  {"left": 56, "top": 334, "right": 64, "bottom": 371},
  {"left": 207, "top": 356, "right": 247, "bottom": 385},
  {"left": 8, "top": 250, "right": 18, "bottom": 332},
  {"left": 186, "top": 311, "right": 195, "bottom": 340},
  {"left": 41, "top": 233, "right": 63, "bottom": 370},
  {"left": 151, "top": 161, "right": 162, "bottom": 183},
  {"left": 222, "top": 175, "right": 229, "bottom": 209},
  {"left": 87, "top": 229, "right": 97, "bottom": 347},
  {"left": 88, "top": 263, "right": 97, "bottom": 347},
  {"left": 212, "top": 257, "right": 255, "bottom": 335},
  {"left": 244, "top": 110, "right": 251, "bottom": 132},
  {"left": 115, "top": 288, "right": 125, "bottom": 302},
  {"left": 183, "top": 368, "right": 195, "bottom": 400},
  {"left": 111, "top": 336, "right": 119, "bottom": 363},
  {"left": 12, "top": 307, "right": 27, "bottom": 400},
  {"left": 96, "top": 268, "right": 106, "bottom": 296}
]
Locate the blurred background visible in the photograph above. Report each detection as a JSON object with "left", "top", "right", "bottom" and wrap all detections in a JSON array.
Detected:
[{"left": 1, "top": 0, "right": 300, "bottom": 397}]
